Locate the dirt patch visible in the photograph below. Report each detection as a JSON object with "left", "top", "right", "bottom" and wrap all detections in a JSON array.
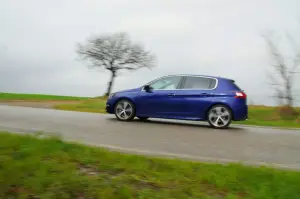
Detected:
[
  {"left": 78, "top": 165, "right": 99, "bottom": 176},
  {"left": 0, "top": 100, "right": 79, "bottom": 109}
]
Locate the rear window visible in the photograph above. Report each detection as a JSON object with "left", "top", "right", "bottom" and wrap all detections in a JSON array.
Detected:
[{"left": 182, "top": 76, "right": 217, "bottom": 89}]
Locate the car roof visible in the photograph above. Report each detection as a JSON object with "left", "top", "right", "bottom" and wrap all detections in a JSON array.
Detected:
[{"left": 169, "top": 74, "right": 234, "bottom": 81}]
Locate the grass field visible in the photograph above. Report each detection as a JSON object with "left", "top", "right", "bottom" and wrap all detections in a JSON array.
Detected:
[
  {"left": 0, "top": 92, "right": 88, "bottom": 101},
  {"left": 1, "top": 92, "right": 299, "bottom": 128},
  {"left": 236, "top": 105, "right": 300, "bottom": 128},
  {"left": 1, "top": 131, "right": 300, "bottom": 199},
  {"left": 55, "top": 98, "right": 107, "bottom": 113}
]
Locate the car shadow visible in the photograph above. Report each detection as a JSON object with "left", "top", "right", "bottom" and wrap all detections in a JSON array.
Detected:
[{"left": 106, "top": 117, "right": 244, "bottom": 131}]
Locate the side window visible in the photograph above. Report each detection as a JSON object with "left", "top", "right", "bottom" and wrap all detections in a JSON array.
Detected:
[
  {"left": 182, "top": 76, "right": 216, "bottom": 89},
  {"left": 149, "top": 76, "right": 182, "bottom": 90}
]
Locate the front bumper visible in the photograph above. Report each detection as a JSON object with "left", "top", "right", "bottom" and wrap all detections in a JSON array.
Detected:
[{"left": 105, "top": 103, "right": 114, "bottom": 114}]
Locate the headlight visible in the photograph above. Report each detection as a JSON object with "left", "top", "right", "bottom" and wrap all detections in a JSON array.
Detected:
[{"left": 108, "top": 93, "right": 116, "bottom": 99}]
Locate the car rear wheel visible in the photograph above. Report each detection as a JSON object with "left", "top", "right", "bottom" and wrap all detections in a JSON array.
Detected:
[
  {"left": 207, "top": 105, "right": 232, "bottom": 129},
  {"left": 114, "top": 99, "right": 135, "bottom": 121}
]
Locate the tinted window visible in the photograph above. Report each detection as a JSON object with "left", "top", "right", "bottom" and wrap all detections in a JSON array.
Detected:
[
  {"left": 182, "top": 76, "right": 216, "bottom": 89},
  {"left": 149, "top": 76, "right": 182, "bottom": 90}
]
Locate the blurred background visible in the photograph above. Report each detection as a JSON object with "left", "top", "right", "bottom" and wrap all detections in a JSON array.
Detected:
[{"left": 0, "top": 0, "right": 299, "bottom": 106}]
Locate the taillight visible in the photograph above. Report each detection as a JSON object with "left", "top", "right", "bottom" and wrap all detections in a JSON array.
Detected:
[{"left": 235, "top": 92, "right": 247, "bottom": 99}]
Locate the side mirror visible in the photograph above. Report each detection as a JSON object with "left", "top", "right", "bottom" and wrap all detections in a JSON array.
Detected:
[{"left": 143, "top": 85, "right": 152, "bottom": 92}]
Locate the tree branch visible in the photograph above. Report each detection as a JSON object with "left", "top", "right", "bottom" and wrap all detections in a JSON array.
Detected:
[
  {"left": 76, "top": 32, "right": 156, "bottom": 95},
  {"left": 262, "top": 27, "right": 300, "bottom": 107}
]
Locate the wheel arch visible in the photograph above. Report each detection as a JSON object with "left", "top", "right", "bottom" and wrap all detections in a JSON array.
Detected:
[
  {"left": 205, "top": 103, "right": 234, "bottom": 120},
  {"left": 113, "top": 97, "right": 136, "bottom": 112}
]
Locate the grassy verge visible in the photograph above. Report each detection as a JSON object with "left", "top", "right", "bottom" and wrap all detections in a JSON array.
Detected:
[
  {"left": 54, "top": 99, "right": 107, "bottom": 113},
  {"left": 1, "top": 131, "right": 300, "bottom": 199},
  {"left": 0, "top": 92, "right": 88, "bottom": 101},
  {"left": 235, "top": 105, "right": 300, "bottom": 128},
  {"left": 1, "top": 93, "right": 299, "bottom": 128}
]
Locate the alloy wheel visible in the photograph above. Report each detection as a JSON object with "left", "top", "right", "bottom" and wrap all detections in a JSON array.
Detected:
[
  {"left": 115, "top": 100, "right": 135, "bottom": 121},
  {"left": 208, "top": 105, "right": 232, "bottom": 128}
]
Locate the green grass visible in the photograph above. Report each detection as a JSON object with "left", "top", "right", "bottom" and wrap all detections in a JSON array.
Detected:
[
  {"left": 0, "top": 92, "right": 89, "bottom": 101},
  {"left": 54, "top": 99, "right": 107, "bottom": 113},
  {"left": 1, "top": 131, "right": 300, "bottom": 199},
  {"left": 234, "top": 106, "right": 300, "bottom": 128}
]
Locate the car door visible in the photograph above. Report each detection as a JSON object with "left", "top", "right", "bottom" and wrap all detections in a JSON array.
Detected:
[
  {"left": 174, "top": 76, "right": 217, "bottom": 119},
  {"left": 135, "top": 75, "right": 184, "bottom": 117}
]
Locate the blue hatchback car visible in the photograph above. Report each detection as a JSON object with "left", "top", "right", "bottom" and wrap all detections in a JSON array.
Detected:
[{"left": 106, "top": 74, "right": 248, "bottom": 129}]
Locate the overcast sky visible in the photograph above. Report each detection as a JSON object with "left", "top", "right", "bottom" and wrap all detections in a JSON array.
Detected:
[{"left": 0, "top": 0, "right": 299, "bottom": 105}]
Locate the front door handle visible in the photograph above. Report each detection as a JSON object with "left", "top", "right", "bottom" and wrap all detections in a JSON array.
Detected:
[{"left": 168, "top": 93, "right": 175, "bottom": 97}]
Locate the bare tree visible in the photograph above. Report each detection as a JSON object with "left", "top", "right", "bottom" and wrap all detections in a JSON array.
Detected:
[
  {"left": 77, "top": 32, "right": 156, "bottom": 96},
  {"left": 262, "top": 30, "right": 300, "bottom": 107}
]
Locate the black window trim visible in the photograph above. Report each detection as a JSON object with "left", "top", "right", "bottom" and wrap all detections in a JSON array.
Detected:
[{"left": 141, "top": 75, "right": 218, "bottom": 91}]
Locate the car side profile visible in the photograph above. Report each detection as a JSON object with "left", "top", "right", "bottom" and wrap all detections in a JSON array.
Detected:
[{"left": 106, "top": 74, "right": 248, "bottom": 129}]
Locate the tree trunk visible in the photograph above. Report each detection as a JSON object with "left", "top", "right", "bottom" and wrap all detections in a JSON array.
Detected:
[
  {"left": 105, "top": 71, "right": 116, "bottom": 96},
  {"left": 287, "top": 89, "right": 293, "bottom": 107},
  {"left": 286, "top": 79, "right": 293, "bottom": 107}
]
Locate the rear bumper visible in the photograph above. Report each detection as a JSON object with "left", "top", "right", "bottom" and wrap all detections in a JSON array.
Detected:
[{"left": 232, "top": 104, "right": 248, "bottom": 121}]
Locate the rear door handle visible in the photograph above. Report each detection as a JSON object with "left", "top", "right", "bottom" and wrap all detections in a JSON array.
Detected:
[{"left": 168, "top": 93, "right": 175, "bottom": 97}]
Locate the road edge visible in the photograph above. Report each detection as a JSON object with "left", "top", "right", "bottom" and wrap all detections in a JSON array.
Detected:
[{"left": 1, "top": 128, "right": 299, "bottom": 171}]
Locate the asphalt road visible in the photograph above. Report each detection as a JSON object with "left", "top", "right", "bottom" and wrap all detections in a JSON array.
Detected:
[{"left": 1, "top": 105, "right": 300, "bottom": 170}]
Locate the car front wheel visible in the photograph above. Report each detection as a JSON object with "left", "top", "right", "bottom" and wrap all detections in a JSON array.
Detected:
[
  {"left": 207, "top": 105, "right": 232, "bottom": 129},
  {"left": 114, "top": 99, "right": 135, "bottom": 121}
]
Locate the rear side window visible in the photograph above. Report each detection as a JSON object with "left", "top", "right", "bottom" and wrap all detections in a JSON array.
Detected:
[{"left": 182, "top": 76, "right": 217, "bottom": 89}]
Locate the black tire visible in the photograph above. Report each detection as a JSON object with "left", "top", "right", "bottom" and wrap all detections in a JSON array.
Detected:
[
  {"left": 138, "top": 117, "right": 149, "bottom": 121},
  {"left": 207, "top": 104, "right": 232, "bottom": 129},
  {"left": 114, "top": 99, "right": 135, "bottom": 121}
]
